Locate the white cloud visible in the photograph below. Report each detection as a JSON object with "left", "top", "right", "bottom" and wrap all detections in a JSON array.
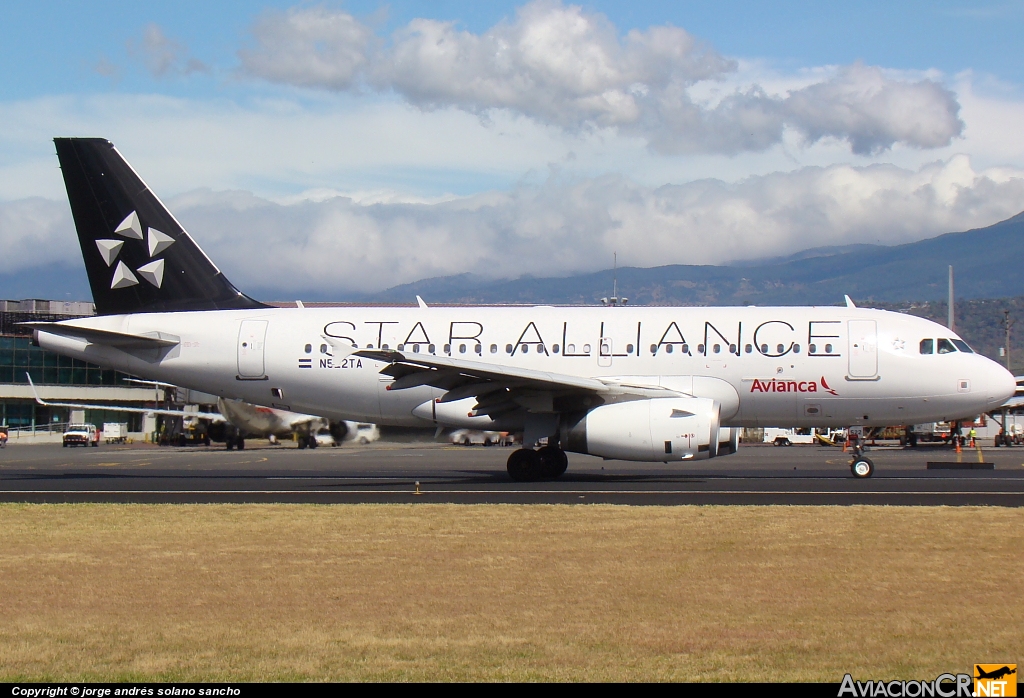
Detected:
[
  {"left": 5, "top": 156, "right": 1020, "bottom": 295},
  {"left": 127, "top": 24, "right": 209, "bottom": 78},
  {"left": 238, "top": 1, "right": 964, "bottom": 155},
  {"left": 239, "top": 7, "right": 373, "bottom": 90},
  {"left": 0, "top": 198, "right": 74, "bottom": 273},
  {"left": 139, "top": 156, "right": 1024, "bottom": 293}
]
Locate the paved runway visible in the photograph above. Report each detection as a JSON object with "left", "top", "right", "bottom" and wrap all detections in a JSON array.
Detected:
[{"left": 2, "top": 439, "right": 1024, "bottom": 505}]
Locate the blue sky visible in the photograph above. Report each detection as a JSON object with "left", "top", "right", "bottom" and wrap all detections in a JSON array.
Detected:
[
  {"left": 4, "top": 1, "right": 1024, "bottom": 97},
  {"left": 1, "top": 1, "right": 1024, "bottom": 298}
]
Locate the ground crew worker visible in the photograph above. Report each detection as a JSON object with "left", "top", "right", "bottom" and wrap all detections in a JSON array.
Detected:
[{"left": 969, "top": 427, "right": 977, "bottom": 447}]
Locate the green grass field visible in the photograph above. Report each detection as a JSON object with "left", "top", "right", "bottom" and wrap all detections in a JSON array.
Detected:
[{"left": 0, "top": 504, "right": 1019, "bottom": 681}]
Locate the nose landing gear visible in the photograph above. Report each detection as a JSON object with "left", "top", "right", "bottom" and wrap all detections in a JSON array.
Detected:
[{"left": 507, "top": 446, "right": 569, "bottom": 482}]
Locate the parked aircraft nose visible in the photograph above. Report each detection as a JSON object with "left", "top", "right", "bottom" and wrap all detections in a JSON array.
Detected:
[{"left": 980, "top": 359, "right": 1016, "bottom": 409}]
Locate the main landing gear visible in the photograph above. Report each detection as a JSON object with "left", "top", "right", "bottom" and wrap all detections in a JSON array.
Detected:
[{"left": 506, "top": 446, "right": 569, "bottom": 482}]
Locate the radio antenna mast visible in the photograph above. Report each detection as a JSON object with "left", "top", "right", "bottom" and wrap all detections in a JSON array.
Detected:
[{"left": 601, "top": 253, "right": 628, "bottom": 306}]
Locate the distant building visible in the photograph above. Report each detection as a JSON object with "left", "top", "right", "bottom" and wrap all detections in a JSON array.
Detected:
[{"left": 0, "top": 299, "right": 160, "bottom": 431}]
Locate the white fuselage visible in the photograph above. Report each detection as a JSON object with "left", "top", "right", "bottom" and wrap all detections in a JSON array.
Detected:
[{"left": 36, "top": 305, "right": 1015, "bottom": 430}]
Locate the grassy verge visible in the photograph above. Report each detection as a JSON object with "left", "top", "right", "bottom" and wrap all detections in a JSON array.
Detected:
[{"left": 0, "top": 504, "right": 1019, "bottom": 681}]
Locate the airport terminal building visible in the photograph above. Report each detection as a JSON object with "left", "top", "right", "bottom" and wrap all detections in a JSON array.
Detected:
[{"left": 0, "top": 299, "right": 160, "bottom": 433}]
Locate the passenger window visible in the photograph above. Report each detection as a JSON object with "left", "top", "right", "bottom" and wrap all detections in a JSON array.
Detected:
[
  {"left": 744, "top": 344, "right": 752, "bottom": 353},
  {"left": 952, "top": 339, "right": 974, "bottom": 353},
  {"left": 919, "top": 339, "right": 933, "bottom": 354},
  {"left": 937, "top": 339, "right": 957, "bottom": 354}
]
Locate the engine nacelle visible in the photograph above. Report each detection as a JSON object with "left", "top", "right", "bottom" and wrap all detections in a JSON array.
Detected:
[{"left": 561, "top": 397, "right": 722, "bottom": 462}]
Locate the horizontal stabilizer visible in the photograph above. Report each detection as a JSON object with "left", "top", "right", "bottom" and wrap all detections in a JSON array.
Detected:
[{"left": 22, "top": 322, "right": 179, "bottom": 348}]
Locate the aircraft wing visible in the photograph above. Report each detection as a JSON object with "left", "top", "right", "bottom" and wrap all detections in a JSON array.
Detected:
[
  {"left": 26, "top": 374, "right": 223, "bottom": 420},
  {"left": 21, "top": 322, "right": 179, "bottom": 348},
  {"left": 354, "top": 349, "right": 679, "bottom": 416}
]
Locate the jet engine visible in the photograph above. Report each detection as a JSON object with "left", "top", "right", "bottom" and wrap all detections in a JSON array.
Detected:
[{"left": 560, "top": 397, "right": 722, "bottom": 462}]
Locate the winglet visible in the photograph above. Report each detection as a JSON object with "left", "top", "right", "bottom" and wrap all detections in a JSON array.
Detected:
[
  {"left": 844, "top": 295, "right": 856, "bottom": 308},
  {"left": 296, "top": 300, "right": 304, "bottom": 309},
  {"left": 25, "top": 373, "right": 47, "bottom": 406},
  {"left": 416, "top": 295, "right": 428, "bottom": 309},
  {"left": 320, "top": 334, "right": 359, "bottom": 358}
]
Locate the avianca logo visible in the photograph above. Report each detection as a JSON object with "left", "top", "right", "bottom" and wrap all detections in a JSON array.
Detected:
[{"left": 750, "top": 376, "right": 839, "bottom": 395}]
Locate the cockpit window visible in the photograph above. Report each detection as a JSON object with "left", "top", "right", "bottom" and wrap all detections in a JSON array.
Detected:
[
  {"left": 919, "top": 339, "right": 934, "bottom": 354},
  {"left": 951, "top": 339, "right": 974, "bottom": 353},
  {"left": 937, "top": 338, "right": 957, "bottom": 354}
]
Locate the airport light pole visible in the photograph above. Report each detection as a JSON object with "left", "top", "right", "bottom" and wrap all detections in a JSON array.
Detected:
[
  {"left": 948, "top": 265, "right": 955, "bottom": 331},
  {"left": 1004, "top": 310, "right": 1014, "bottom": 372}
]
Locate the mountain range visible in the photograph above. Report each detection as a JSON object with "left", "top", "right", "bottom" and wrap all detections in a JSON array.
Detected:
[{"left": 339, "top": 210, "right": 1024, "bottom": 307}]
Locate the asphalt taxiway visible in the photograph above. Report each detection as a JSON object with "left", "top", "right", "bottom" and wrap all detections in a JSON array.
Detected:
[{"left": 2, "top": 440, "right": 1023, "bottom": 505}]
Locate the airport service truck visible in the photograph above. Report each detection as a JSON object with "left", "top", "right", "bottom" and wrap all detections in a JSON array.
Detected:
[
  {"left": 63, "top": 424, "right": 99, "bottom": 447},
  {"left": 763, "top": 427, "right": 844, "bottom": 446}
]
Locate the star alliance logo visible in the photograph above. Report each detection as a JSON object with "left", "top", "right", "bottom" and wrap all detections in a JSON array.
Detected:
[{"left": 95, "top": 210, "right": 174, "bottom": 290}]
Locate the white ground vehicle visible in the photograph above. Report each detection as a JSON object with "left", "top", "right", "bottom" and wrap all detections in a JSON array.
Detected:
[
  {"left": 314, "top": 422, "right": 380, "bottom": 446},
  {"left": 102, "top": 422, "right": 128, "bottom": 444},
  {"left": 763, "top": 427, "right": 843, "bottom": 446},
  {"left": 63, "top": 424, "right": 99, "bottom": 447},
  {"left": 450, "top": 429, "right": 508, "bottom": 446}
]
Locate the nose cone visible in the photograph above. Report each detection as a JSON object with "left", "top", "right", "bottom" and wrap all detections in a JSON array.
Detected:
[{"left": 982, "top": 360, "right": 1017, "bottom": 409}]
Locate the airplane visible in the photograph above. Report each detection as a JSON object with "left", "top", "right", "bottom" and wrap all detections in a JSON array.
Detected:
[
  {"left": 27, "top": 375, "right": 355, "bottom": 450},
  {"left": 975, "top": 666, "right": 1016, "bottom": 681},
  {"left": 26, "top": 138, "right": 1017, "bottom": 481}
]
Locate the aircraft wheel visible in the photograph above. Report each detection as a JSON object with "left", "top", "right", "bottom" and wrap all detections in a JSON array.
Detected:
[
  {"left": 851, "top": 457, "right": 874, "bottom": 478},
  {"left": 297, "top": 437, "right": 307, "bottom": 449},
  {"left": 226, "top": 438, "right": 234, "bottom": 450},
  {"left": 536, "top": 445, "right": 568, "bottom": 479},
  {"left": 308, "top": 435, "right": 318, "bottom": 449},
  {"left": 237, "top": 438, "right": 244, "bottom": 451},
  {"left": 507, "top": 448, "right": 542, "bottom": 482}
]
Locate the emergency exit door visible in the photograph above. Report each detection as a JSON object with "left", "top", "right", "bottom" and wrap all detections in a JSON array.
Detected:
[
  {"left": 847, "top": 319, "right": 878, "bottom": 379},
  {"left": 237, "top": 320, "right": 268, "bottom": 379}
]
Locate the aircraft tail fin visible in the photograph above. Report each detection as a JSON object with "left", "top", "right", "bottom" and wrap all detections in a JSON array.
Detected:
[{"left": 53, "top": 138, "right": 266, "bottom": 315}]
